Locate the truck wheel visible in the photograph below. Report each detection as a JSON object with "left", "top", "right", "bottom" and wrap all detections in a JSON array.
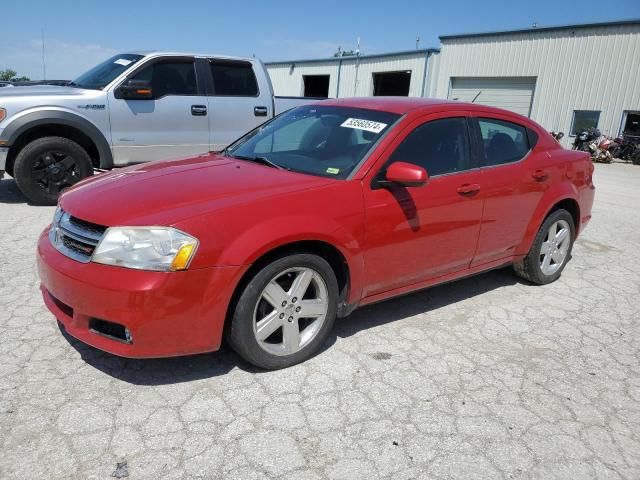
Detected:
[
  {"left": 13, "top": 136, "right": 93, "bottom": 205},
  {"left": 513, "top": 209, "right": 575, "bottom": 285},
  {"left": 228, "top": 253, "right": 338, "bottom": 370}
]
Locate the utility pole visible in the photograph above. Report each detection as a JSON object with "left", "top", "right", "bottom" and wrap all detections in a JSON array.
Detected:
[{"left": 41, "top": 28, "right": 46, "bottom": 80}]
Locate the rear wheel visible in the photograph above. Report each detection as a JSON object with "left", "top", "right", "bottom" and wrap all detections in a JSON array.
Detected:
[
  {"left": 13, "top": 136, "right": 93, "bottom": 205},
  {"left": 514, "top": 209, "right": 575, "bottom": 285},
  {"left": 228, "top": 253, "right": 338, "bottom": 370}
]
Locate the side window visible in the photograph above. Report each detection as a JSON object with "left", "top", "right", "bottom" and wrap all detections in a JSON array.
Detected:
[
  {"left": 477, "top": 118, "right": 530, "bottom": 167},
  {"left": 389, "top": 117, "right": 470, "bottom": 176},
  {"left": 129, "top": 60, "right": 197, "bottom": 98},
  {"left": 210, "top": 61, "right": 258, "bottom": 96}
]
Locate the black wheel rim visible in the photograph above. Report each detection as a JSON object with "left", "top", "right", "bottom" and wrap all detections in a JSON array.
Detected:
[{"left": 31, "top": 150, "right": 82, "bottom": 195}]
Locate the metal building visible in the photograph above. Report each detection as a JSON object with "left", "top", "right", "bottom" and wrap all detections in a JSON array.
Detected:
[
  {"left": 265, "top": 19, "right": 640, "bottom": 145},
  {"left": 266, "top": 49, "right": 440, "bottom": 99}
]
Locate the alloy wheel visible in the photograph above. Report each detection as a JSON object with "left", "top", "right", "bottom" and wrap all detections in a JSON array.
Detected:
[
  {"left": 253, "top": 267, "right": 329, "bottom": 356},
  {"left": 539, "top": 219, "right": 571, "bottom": 276},
  {"left": 31, "top": 150, "right": 82, "bottom": 195}
]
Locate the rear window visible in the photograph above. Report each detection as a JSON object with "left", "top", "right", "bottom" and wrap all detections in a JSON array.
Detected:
[{"left": 210, "top": 60, "right": 258, "bottom": 96}]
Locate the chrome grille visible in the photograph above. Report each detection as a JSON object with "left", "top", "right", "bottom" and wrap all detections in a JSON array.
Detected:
[{"left": 49, "top": 210, "right": 107, "bottom": 263}]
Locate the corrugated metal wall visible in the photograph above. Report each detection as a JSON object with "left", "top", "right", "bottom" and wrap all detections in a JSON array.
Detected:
[
  {"left": 266, "top": 51, "right": 432, "bottom": 99},
  {"left": 435, "top": 24, "right": 640, "bottom": 144}
]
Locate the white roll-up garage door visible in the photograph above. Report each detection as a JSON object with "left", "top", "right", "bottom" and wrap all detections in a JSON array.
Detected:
[{"left": 448, "top": 77, "right": 536, "bottom": 117}]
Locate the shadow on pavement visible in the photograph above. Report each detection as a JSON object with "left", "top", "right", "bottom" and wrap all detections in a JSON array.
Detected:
[
  {"left": 0, "top": 178, "right": 30, "bottom": 204},
  {"left": 62, "top": 266, "right": 527, "bottom": 385}
]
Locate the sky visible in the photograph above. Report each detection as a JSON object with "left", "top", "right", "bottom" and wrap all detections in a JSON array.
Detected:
[{"left": 1, "top": 0, "right": 639, "bottom": 80}]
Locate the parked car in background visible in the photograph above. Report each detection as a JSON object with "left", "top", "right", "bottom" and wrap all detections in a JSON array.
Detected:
[
  {"left": 0, "top": 51, "right": 318, "bottom": 204},
  {"left": 37, "top": 98, "right": 595, "bottom": 369}
]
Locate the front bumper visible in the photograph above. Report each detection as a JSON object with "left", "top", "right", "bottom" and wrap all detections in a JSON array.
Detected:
[{"left": 37, "top": 228, "right": 244, "bottom": 358}]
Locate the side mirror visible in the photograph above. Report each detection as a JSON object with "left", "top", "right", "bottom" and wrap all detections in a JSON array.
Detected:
[
  {"left": 115, "top": 79, "right": 153, "bottom": 100},
  {"left": 384, "top": 161, "right": 428, "bottom": 187}
]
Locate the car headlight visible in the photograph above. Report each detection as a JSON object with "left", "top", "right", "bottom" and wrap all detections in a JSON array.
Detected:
[{"left": 92, "top": 227, "right": 198, "bottom": 271}]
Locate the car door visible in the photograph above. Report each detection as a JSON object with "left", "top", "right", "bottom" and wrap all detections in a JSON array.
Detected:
[
  {"left": 470, "top": 114, "right": 547, "bottom": 267},
  {"left": 361, "top": 112, "right": 484, "bottom": 297},
  {"left": 108, "top": 56, "right": 210, "bottom": 165},
  {"left": 206, "top": 59, "right": 273, "bottom": 151}
]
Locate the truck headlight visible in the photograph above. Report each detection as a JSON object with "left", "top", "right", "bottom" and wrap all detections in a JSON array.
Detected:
[{"left": 92, "top": 227, "right": 198, "bottom": 271}]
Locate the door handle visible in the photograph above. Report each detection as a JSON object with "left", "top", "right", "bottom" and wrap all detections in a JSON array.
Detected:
[
  {"left": 191, "top": 105, "right": 207, "bottom": 116},
  {"left": 457, "top": 183, "right": 481, "bottom": 196},
  {"left": 254, "top": 106, "right": 268, "bottom": 117},
  {"left": 532, "top": 169, "right": 549, "bottom": 182}
]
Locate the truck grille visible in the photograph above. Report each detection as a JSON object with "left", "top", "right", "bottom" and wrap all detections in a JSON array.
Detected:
[{"left": 49, "top": 210, "right": 107, "bottom": 263}]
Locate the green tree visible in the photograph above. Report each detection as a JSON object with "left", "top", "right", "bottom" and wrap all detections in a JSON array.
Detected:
[
  {"left": 0, "top": 69, "right": 17, "bottom": 81},
  {"left": 333, "top": 50, "right": 357, "bottom": 57},
  {"left": 0, "top": 69, "right": 30, "bottom": 82}
]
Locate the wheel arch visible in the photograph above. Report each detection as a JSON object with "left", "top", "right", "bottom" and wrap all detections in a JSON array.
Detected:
[
  {"left": 224, "top": 239, "right": 354, "bottom": 337},
  {"left": 516, "top": 187, "right": 581, "bottom": 256},
  {"left": 2, "top": 111, "right": 113, "bottom": 173}
]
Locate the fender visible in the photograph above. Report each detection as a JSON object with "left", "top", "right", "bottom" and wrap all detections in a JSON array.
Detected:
[
  {"left": 515, "top": 180, "right": 580, "bottom": 256},
  {"left": 0, "top": 109, "right": 113, "bottom": 169},
  {"left": 216, "top": 214, "right": 366, "bottom": 305}
]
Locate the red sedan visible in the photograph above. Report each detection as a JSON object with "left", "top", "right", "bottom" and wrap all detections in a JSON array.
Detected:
[{"left": 37, "top": 98, "right": 595, "bottom": 369}]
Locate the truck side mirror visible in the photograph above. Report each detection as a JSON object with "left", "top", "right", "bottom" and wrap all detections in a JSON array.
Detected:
[{"left": 115, "top": 79, "right": 153, "bottom": 100}]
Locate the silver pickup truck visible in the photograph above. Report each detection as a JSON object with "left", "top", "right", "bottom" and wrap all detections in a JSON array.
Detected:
[{"left": 0, "top": 51, "right": 315, "bottom": 204}]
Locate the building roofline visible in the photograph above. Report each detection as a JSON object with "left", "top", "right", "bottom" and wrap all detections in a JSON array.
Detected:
[
  {"left": 264, "top": 48, "right": 440, "bottom": 66},
  {"left": 439, "top": 18, "right": 640, "bottom": 40}
]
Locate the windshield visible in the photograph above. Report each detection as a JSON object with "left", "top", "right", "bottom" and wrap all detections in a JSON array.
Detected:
[
  {"left": 225, "top": 105, "right": 401, "bottom": 179},
  {"left": 72, "top": 54, "right": 144, "bottom": 90}
]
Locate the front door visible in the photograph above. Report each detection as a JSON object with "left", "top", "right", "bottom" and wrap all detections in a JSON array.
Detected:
[
  {"left": 108, "top": 56, "right": 210, "bottom": 165},
  {"left": 362, "top": 113, "right": 484, "bottom": 297}
]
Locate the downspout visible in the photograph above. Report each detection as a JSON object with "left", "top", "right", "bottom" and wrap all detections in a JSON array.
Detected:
[
  {"left": 335, "top": 57, "right": 342, "bottom": 98},
  {"left": 420, "top": 50, "right": 430, "bottom": 98}
]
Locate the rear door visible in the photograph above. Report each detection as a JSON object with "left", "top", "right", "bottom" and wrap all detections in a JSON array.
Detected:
[
  {"left": 470, "top": 114, "right": 547, "bottom": 267},
  {"left": 206, "top": 59, "right": 273, "bottom": 151},
  {"left": 361, "top": 112, "right": 484, "bottom": 297},
  {"left": 108, "top": 56, "right": 210, "bottom": 165}
]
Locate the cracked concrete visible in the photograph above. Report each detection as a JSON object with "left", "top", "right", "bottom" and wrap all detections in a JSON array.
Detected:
[{"left": 0, "top": 162, "right": 639, "bottom": 479}]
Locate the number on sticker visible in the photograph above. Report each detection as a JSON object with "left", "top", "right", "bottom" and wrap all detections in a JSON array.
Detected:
[{"left": 341, "top": 118, "right": 387, "bottom": 134}]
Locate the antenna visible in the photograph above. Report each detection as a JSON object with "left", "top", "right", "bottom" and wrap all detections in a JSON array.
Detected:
[
  {"left": 416, "top": 36, "right": 420, "bottom": 50},
  {"left": 41, "top": 28, "right": 46, "bottom": 80}
]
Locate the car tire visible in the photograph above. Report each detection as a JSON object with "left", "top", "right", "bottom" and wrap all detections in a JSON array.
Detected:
[
  {"left": 228, "top": 253, "right": 338, "bottom": 370},
  {"left": 13, "top": 136, "right": 93, "bottom": 205},
  {"left": 513, "top": 208, "right": 575, "bottom": 285}
]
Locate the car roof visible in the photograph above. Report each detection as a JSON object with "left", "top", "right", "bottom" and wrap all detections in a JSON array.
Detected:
[{"left": 314, "top": 97, "right": 526, "bottom": 118}]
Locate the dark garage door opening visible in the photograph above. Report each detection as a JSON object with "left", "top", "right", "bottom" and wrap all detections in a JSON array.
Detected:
[
  {"left": 373, "top": 71, "right": 411, "bottom": 96},
  {"left": 303, "top": 75, "right": 330, "bottom": 98}
]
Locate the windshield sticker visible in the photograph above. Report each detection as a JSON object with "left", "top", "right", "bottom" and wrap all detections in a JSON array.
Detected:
[
  {"left": 114, "top": 59, "right": 133, "bottom": 66},
  {"left": 340, "top": 118, "right": 387, "bottom": 133},
  {"left": 326, "top": 167, "right": 340, "bottom": 175}
]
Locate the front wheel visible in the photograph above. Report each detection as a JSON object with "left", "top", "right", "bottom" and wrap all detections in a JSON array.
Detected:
[
  {"left": 514, "top": 209, "right": 575, "bottom": 285},
  {"left": 13, "top": 136, "right": 93, "bottom": 205},
  {"left": 227, "top": 253, "right": 338, "bottom": 369}
]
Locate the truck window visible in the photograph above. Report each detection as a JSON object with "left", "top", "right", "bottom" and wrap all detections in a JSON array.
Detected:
[
  {"left": 210, "top": 60, "right": 258, "bottom": 96},
  {"left": 130, "top": 60, "right": 197, "bottom": 98}
]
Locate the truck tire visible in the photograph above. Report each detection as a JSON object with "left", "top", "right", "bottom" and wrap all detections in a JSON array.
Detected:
[
  {"left": 513, "top": 209, "right": 575, "bottom": 285},
  {"left": 13, "top": 136, "right": 93, "bottom": 205},
  {"left": 228, "top": 253, "right": 338, "bottom": 370}
]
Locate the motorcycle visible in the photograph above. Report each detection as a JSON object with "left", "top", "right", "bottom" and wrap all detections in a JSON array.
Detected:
[
  {"left": 572, "top": 127, "right": 600, "bottom": 152},
  {"left": 611, "top": 135, "right": 640, "bottom": 165},
  {"left": 594, "top": 136, "right": 614, "bottom": 163}
]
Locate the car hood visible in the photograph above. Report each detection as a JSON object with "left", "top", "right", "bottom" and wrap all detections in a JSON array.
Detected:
[
  {"left": 0, "top": 85, "right": 93, "bottom": 98},
  {"left": 60, "top": 154, "right": 335, "bottom": 227}
]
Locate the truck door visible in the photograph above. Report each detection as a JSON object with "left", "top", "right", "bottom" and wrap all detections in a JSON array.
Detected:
[
  {"left": 206, "top": 59, "right": 273, "bottom": 151},
  {"left": 107, "top": 56, "right": 210, "bottom": 165}
]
